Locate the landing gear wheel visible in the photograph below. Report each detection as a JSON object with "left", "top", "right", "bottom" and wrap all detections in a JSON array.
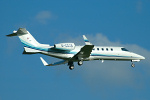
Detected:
[
  {"left": 78, "top": 61, "right": 83, "bottom": 66},
  {"left": 69, "top": 65, "right": 74, "bottom": 70},
  {"left": 68, "top": 61, "right": 74, "bottom": 70},
  {"left": 131, "top": 63, "right": 135, "bottom": 68}
]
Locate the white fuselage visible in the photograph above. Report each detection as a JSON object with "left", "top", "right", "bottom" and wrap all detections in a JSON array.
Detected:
[
  {"left": 40, "top": 46, "right": 145, "bottom": 62},
  {"left": 7, "top": 28, "right": 145, "bottom": 69}
]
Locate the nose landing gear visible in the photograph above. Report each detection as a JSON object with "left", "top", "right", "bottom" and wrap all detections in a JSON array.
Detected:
[{"left": 131, "top": 63, "right": 135, "bottom": 68}]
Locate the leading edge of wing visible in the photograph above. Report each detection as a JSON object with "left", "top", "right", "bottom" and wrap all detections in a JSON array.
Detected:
[{"left": 40, "top": 57, "right": 68, "bottom": 66}]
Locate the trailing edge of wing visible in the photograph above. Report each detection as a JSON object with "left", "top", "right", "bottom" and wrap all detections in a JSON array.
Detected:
[
  {"left": 40, "top": 57, "right": 68, "bottom": 66},
  {"left": 83, "top": 35, "right": 92, "bottom": 45}
]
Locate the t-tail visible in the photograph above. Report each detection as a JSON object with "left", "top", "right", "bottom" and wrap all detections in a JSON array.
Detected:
[{"left": 6, "top": 28, "right": 50, "bottom": 54}]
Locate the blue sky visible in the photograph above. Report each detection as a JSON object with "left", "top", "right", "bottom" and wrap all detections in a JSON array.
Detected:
[{"left": 1, "top": 0, "right": 150, "bottom": 100}]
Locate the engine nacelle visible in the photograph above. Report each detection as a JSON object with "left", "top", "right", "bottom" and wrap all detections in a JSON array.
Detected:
[{"left": 54, "top": 43, "right": 75, "bottom": 50}]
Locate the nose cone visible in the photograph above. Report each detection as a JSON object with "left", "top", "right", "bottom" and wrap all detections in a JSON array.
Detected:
[
  {"left": 132, "top": 53, "right": 145, "bottom": 60},
  {"left": 140, "top": 55, "right": 145, "bottom": 60},
  {"left": 136, "top": 54, "right": 145, "bottom": 60}
]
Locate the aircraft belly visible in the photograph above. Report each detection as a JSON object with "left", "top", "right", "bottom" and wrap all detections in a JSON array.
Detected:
[
  {"left": 7, "top": 28, "right": 145, "bottom": 68},
  {"left": 89, "top": 55, "right": 133, "bottom": 61}
]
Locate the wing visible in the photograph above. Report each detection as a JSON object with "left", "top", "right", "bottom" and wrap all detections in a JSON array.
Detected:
[
  {"left": 40, "top": 35, "right": 94, "bottom": 66},
  {"left": 71, "top": 35, "right": 94, "bottom": 60},
  {"left": 40, "top": 57, "right": 68, "bottom": 66},
  {"left": 71, "top": 45, "right": 94, "bottom": 60}
]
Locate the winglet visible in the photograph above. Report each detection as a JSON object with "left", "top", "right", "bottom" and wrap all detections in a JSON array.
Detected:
[
  {"left": 40, "top": 57, "right": 48, "bottom": 66},
  {"left": 83, "top": 35, "right": 92, "bottom": 45}
]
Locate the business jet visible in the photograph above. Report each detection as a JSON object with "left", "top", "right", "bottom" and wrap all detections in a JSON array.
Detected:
[{"left": 7, "top": 28, "right": 145, "bottom": 70}]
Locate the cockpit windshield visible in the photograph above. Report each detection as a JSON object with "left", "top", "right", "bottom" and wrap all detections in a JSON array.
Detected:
[{"left": 121, "top": 48, "right": 129, "bottom": 51}]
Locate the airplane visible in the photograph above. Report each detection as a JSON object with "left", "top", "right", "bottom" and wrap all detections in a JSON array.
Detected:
[{"left": 7, "top": 28, "right": 145, "bottom": 70}]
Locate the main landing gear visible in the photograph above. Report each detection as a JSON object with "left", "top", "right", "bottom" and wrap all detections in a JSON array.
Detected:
[
  {"left": 68, "top": 61, "right": 83, "bottom": 70},
  {"left": 68, "top": 61, "right": 74, "bottom": 70},
  {"left": 78, "top": 60, "right": 83, "bottom": 66},
  {"left": 69, "top": 65, "right": 74, "bottom": 70}
]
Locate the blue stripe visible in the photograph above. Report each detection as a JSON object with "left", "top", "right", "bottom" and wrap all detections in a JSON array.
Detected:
[
  {"left": 84, "top": 40, "right": 89, "bottom": 42},
  {"left": 91, "top": 54, "right": 130, "bottom": 58},
  {"left": 20, "top": 39, "right": 77, "bottom": 54},
  {"left": 90, "top": 54, "right": 140, "bottom": 58},
  {"left": 20, "top": 39, "right": 137, "bottom": 58},
  {"left": 20, "top": 39, "right": 49, "bottom": 51}
]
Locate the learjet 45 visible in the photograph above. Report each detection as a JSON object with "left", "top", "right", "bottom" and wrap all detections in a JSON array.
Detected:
[{"left": 7, "top": 28, "right": 145, "bottom": 70}]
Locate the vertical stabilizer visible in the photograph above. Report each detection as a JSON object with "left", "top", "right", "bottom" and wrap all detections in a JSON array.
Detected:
[
  {"left": 17, "top": 28, "right": 40, "bottom": 46},
  {"left": 6, "top": 28, "right": 51, "bottom": 53},
  {"left": 7, "top": 28, "right": 40, "bottom": 46},
  {"left": 7, "top": 28, "right": 51, "bottom": 48}
]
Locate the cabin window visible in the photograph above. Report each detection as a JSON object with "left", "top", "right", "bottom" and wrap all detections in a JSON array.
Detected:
[
  {"left": 121, "top": 48, "right": 128, "bottom": 51},
  {"left": 97, "top": 48, "right": 99, "bottom": 51},
  {"left": 106, "top": 48, "right": 108, "bottom": 51},
  {"left": 102, "top": 48, "right": 104, "bottom": 51},
  {"left": 111, "top": 48, "right": 113, "bottom": 51},
  {"left": 93, "top": 48, "right": 95, "bottom": 50}
]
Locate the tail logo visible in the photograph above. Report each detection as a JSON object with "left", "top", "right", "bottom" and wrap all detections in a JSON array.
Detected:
[{"left": 27, "top": 37, "right": 31, "bottom": 41}]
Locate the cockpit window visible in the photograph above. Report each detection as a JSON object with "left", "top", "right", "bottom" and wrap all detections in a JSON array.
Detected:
[{"left": 121, "top": 48, "right": 129, "bottom": 51}]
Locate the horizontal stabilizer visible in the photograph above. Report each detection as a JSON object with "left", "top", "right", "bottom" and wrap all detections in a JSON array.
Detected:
[
  {"left": 40, "top": 57, "right": 68, "bottom": 66},
  {"left": 6, "top": 33, "right": 17, "bottom": 37},
  {"left": 24, "top": 47, "right": 41, "bottom": 53},
  {"left": 6, "top": 28, "right": 28, "bottom": 37}
]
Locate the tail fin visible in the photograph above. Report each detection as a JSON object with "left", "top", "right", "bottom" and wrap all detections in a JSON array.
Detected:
[
  {"left": 7, "top": 28, "right": 50, "bottom": 53},
  {"left": 7, "top": 28, "right": 41, "bottom": 46},
  {"left": 7, "top": 28, "right": 50, "bottom": 47}
]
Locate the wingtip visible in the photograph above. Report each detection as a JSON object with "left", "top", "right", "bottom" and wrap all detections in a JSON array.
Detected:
[
  {"left": 82, "top": 35, "right": 86, "bottom": 39},
  {"left": 40, "top": 57, "right": 48, "bottom": 66}
]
